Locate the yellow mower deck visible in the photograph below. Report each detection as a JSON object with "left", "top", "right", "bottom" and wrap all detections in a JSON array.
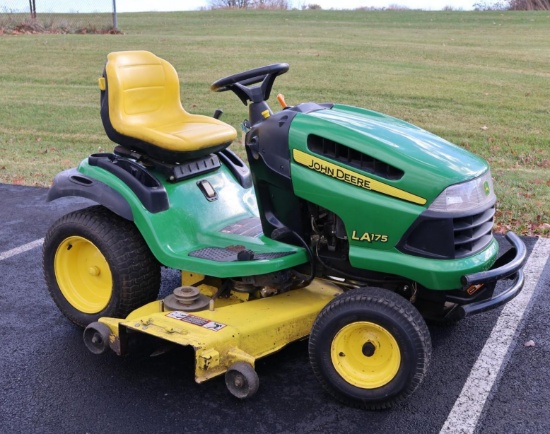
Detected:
[{"left": 98, "top": 279, "right": 342, "bottom": 383}]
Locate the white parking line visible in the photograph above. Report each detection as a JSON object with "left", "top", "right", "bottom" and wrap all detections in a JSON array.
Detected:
[
  {"left": 440, "top": 237, "right": 550, "bottom": 434},
  {"left": 0, "top": 238, "right": 44, "bottom": 261}
]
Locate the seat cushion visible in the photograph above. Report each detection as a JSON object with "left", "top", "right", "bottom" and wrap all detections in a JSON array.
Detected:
[{"left": 101, "top": 51, "right": 237, "bottom": 162}]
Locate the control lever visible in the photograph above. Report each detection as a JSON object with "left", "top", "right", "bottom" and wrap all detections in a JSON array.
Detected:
[{"left": 277, "top": 94, "right": 288, "bottom": 109}]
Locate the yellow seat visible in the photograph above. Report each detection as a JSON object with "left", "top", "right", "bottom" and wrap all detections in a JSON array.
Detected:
[{"left": 99, "top": 51, "right": 237, "bottom": 163}]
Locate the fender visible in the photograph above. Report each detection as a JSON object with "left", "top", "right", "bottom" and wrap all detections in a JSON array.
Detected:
[{"left": 47, "top": 168, "right": 134, "bottom": 221}]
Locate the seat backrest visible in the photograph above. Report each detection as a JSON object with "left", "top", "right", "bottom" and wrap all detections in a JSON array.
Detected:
[
  {"left": 99, "top": 51, "right": 236, "bottom": 164},
  {"left": 102, "top": 50, "right": 187, "bottom": 131}
]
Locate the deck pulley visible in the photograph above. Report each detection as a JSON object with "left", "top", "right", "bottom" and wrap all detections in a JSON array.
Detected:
[{"left": 164, "top": 286, "right": 211, "bottom": 312}]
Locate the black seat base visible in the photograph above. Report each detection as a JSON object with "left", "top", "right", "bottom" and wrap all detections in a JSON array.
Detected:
[{"left": 113, "top": 146, "right": 222, "bottom": 183}]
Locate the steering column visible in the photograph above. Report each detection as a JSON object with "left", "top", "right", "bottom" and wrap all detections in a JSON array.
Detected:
[{"left": 211, "top": 63, "right": 289, "bottom": 126}]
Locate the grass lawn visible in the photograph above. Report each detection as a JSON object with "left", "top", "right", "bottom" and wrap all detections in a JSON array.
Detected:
[{"left": 0, "top": 10, "right": 548, "bottom": 235}]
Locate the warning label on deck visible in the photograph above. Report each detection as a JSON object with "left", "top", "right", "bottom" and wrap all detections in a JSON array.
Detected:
[{"left": 166, "top": 311, "right": 226, "bottom": 332}]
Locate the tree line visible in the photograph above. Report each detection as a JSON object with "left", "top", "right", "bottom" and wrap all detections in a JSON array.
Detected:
[
  {"left": 209, "top": 0, "right": 550, "bottom": 9},
  {"left": 209, "top": 0, "right": 289, "bottom": 9}
]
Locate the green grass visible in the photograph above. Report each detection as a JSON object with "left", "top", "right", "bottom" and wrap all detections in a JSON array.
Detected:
[{"left": 0, "top": 10, "right": 548, "bottom": 235}]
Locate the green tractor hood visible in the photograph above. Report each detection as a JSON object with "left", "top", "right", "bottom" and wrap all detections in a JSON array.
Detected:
[
  {"left": 287, "top": 103, "right": 496, "bottom": 290},
  {"left": 289, "top": 103, "right": 489, "bottom": 206}
]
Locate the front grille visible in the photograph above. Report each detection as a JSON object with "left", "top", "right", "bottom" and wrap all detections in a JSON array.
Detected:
[
  {"left": 398, "top": 205, "right": 495, "bottom": 259},
  {"left": 453, "top": 207, "right": 495, "bottom": 257}
]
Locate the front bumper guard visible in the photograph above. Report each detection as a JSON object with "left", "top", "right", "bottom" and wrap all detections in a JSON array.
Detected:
[{"left": 448, "top": 232, "right": 527, "bottom": 320}]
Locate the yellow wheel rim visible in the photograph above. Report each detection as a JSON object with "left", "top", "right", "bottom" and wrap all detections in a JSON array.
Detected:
[
  {"left": 331, "top": 321, "right": 401, "bottom": 389},
  {"left": 54, "top": 236, "right": 113, "bottom": 314}
]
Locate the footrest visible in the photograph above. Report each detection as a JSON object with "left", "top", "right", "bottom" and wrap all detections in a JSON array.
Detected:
[{"left": 189, "top": 246, "right": 294, "bottom": 262}]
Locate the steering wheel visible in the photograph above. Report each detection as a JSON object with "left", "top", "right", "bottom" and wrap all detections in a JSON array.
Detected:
[{"left": 210, "top": 63, "right": 289, "bottom": 105}]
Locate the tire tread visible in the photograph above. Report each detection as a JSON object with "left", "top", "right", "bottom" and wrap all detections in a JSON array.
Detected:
[
  {"left": 309, "top": 287, "right": 432, "bottom": 410},
  {"left": 43, "top": 205, "right": 160, "bottom": 327}
]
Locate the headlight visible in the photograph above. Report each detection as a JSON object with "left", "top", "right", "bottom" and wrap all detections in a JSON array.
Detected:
[{"left": 428, "top": 170, "right": 496, "bottom": 213}]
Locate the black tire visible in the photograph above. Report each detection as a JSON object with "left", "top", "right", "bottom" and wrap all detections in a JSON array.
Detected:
[
  {"left": 83, "top": 322, "right": 112, "bottom": 355},
  {"left": 225, "top": 362, "right": 260, "bottom": 399},
  {"left": 43, "top": 205, "right": 161, "bottom": 328},
  {"left": 308, "top": 287, "right": 432, "bottom": 410}
]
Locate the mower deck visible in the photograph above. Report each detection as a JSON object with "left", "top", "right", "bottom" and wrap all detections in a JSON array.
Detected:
[{"left": 98, "top": 280, "right": 342, "bottom": 382}]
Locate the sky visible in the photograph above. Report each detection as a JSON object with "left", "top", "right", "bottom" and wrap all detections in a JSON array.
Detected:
[
  {"left": 11, "top": 0, "right": 479, "bottom": 14},
  {"left": 115, "top": 0, "right": 477, "bottom": 12}
]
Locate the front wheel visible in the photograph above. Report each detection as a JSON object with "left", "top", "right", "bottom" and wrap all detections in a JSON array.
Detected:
[
  {"left": 308, "top": 287, "right": 432, "bottom": 410},
  {"left": 43, "top": 205, "right": 161, "bottom": 328}
]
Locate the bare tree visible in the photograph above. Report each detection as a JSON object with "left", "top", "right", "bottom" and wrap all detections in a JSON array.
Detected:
[
  {"left": 475, "top": 0, "right": 550, "bottom": 8},
  {"left": 209, "top": 0, "right": 288, "bottom": 9},
  {"left": 253, "top": 0, "right": 289, "bottom": 8},
  {"left": 508, "top": 0, "right": 550, "bottom": 9},
  {"left": 209, "top": 0, "right": 250, "bottom": 8}
]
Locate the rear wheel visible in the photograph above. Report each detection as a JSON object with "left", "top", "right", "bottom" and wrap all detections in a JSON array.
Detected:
[
  {"left": 309, "top": 287, "right": 431, "bottom": 410},
  {"left": 43, "top": 205, "right": 160, "bottom": 327}
]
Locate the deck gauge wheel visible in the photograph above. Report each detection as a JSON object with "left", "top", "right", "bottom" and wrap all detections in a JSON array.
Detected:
[
  {"left": 83, "top": 322, "right": 112, "bottom": 355},
  {"left": 225, "top": 362, "right": 260, "bottom": 399}
]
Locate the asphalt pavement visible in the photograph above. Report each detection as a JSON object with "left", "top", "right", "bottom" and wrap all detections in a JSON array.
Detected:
[{"left": 0, "top": 184, "right": 548, "bottom": 434}]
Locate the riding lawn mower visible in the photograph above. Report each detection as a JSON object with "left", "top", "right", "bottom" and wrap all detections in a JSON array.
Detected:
[{"left": 43, "top": 51, "right": 526, "bottom": 409}]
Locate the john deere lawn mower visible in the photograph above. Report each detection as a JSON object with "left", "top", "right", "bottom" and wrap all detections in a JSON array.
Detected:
[{"left": 43, "top": 51, "right": 526, "bottom": 409}]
